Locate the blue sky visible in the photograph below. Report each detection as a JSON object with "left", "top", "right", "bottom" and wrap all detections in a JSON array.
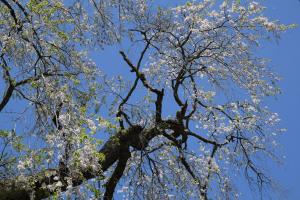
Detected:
[{"left": 257, "top": 0, "right": 300, "bottom": 199}]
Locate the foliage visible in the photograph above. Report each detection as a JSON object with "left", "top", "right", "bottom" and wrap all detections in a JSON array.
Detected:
[{"left": 0, "top": 0, "right": 294, "bottom": 199}]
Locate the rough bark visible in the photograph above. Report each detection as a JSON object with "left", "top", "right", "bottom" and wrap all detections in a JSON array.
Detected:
[{"left": 0, "top": 126, "right": 160, "bottom": 200}]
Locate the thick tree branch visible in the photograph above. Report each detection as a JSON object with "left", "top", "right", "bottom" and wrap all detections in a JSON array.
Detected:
[
  {"left": 0, "top": 84, "right": 14, "bottom": 113},
  {"left": 103, "top": 147, "right": 131, "bottom": 200},
  {"left": 0, "top": 55, "right": 15, "bottom": 112},
  {"left": 0, "top": 126, "right": 160, "bottom": 200}
]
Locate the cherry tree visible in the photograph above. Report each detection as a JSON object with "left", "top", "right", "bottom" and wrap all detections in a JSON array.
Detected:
[{"left": 0, "top": 0, "right": 294, "bottom": 199}]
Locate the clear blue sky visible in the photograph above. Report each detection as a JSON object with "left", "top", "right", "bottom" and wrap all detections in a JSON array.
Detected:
[{"left": 258, "top": 0, "right": 300, "bottom": 199}]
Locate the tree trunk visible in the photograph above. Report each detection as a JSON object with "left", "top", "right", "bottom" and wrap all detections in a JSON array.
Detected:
[{"left": 0, "top": 126, "right": 160, "bottom": 200}]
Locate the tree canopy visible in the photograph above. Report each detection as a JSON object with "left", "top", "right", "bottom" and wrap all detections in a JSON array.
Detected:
[{"left": 0, "top": 0, "right": 294, "bottom": 199}]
